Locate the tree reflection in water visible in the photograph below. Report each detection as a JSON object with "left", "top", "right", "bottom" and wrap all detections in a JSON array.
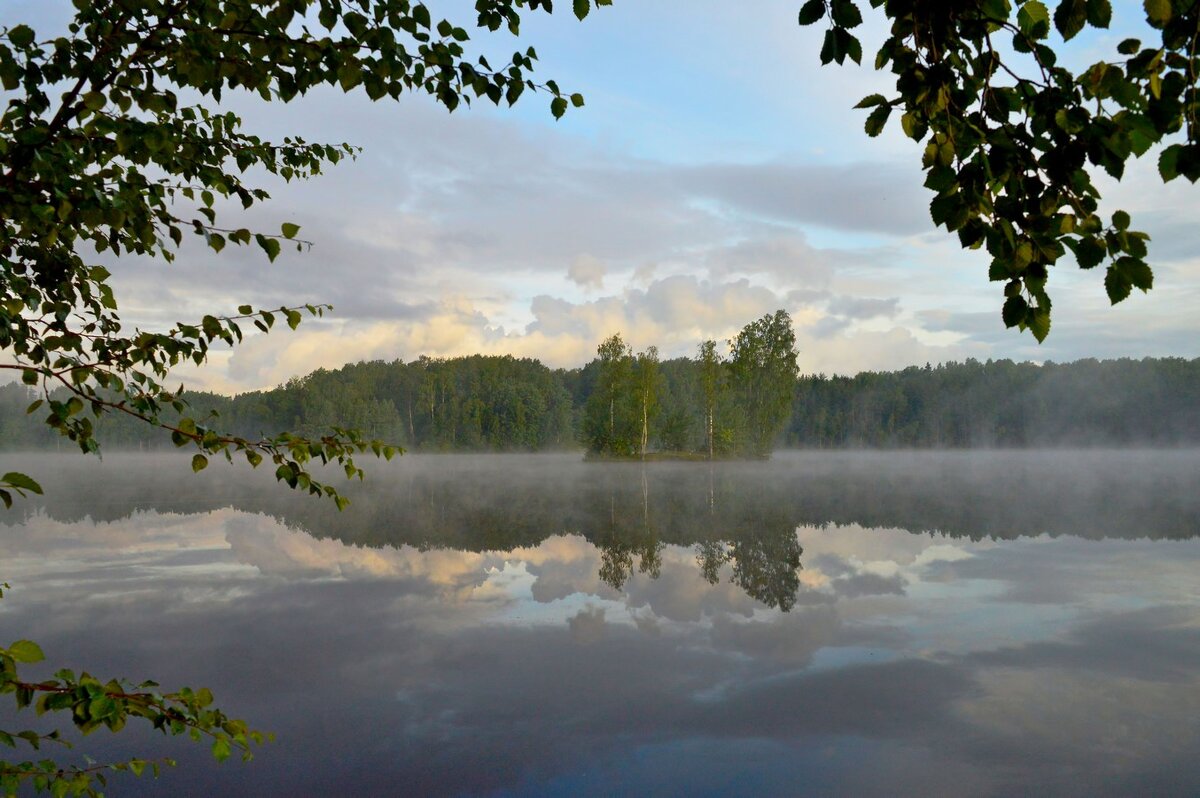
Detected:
[
  {"left": 7, "top": 450, "right": 1200, "bottom": 612},
  {"left": 590, "top": 467, "right": 803, "bottom": 610}
]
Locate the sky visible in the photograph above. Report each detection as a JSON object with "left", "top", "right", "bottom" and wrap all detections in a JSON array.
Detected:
[{"left": 10, "top": 0, "right": 1200, "bottom": 393}]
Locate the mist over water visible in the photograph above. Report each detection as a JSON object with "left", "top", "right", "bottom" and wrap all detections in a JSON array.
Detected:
[
  {"left": 2, "top": 451, "right": 1199, "bottom": 796},
  {"left": 10, "top": 449, "right": 1200, "bottom": 543}
]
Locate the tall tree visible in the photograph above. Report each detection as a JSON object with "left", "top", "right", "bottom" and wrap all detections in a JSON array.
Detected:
[
  {"left": 696, "top": 339, "right": 723, "bottom": 460},
  {"left": 633, "top": 345, "right": 661, "bottom": 458},
  {"left": 583, "top": 333, "right": 635, "bottom": 455},
  {"left": 728, "top": 310, "right": 800, "bottom": 457}
]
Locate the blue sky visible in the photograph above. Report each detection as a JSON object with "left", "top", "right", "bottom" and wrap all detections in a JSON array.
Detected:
[{"left": 8, "top": 1, "right": 1198, "bottom": 391}]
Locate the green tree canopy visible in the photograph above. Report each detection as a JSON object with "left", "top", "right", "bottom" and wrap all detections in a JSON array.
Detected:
[
  {"left": 799, "top": 0, "right": 1200, "bottom": 340},
  {"left": 728, "top": 310, "right": 800, "bottom": 457},
  {"left": 0, "top": 0, "right": 603, "bottom": 508},
  {"left": 582, "top": 333, "right": 636, "bottom": 455}
]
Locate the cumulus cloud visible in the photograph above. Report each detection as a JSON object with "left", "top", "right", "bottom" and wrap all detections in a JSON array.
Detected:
[
  {"left": 182, "top": 267, "right": 994, "bottom": 392},
  {"left": 567, "top": 255, "right": 607, "bottom": 290},
  {"left": 795, "top": 326, "right": 986, "bottom": 377},
  {"left": 810, "top": 315, "right": 852, "bottom": 339},
  {"left": 706, "top": 236, "right": 835, "bottom": 286}
]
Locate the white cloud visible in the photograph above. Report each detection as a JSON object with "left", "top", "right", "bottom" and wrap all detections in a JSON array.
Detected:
[{"left": 566, "top": 254, "right": 607, "bottom": 290}]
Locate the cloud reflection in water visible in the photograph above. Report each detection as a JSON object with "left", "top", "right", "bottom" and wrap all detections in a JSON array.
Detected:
[{"left": 1, "top": 451, "right": 1198, "bottom": 796}]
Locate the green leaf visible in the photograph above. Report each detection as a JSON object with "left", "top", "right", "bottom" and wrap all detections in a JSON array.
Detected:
[
  {"left": 841, "top": 29, "right": 862, "bottom": 64},
  {"left": 1053, "top": 0, "right": 1086, "bottom": 41},
  {"left": 1105, "top": 265, "right": 1132, "bottom": 303},
  {"left": 1111, "top": 210, "right": 1130, "bottom": 231},
  {"left": 864, "top": 105, "right": 891, "bottom": 137},
  {"left": 275, "top": 464, "right": 298, "bottom": 488},
  {"left": 1085, "top": 0, "right": 1112, "bottom": 27},
  {"left": 573, "top": 0, "right": 590, "bottom": 20},
  {"left": 1175, "top": 144, "right": 1200, "bottom": 183},
  {"left": 1119, "top": 257, "right": 1153, "bottom": 291},
  {"left": 0, "top": 60, "right": 18, "bottom": 91},
  {"left": 830, "top": 0, "right": 862, "bottom": 28},
  {"left": 1159, "top": 143, "right": 1181, "bottom": 182},
  {"left": 797, "top": 0, "right": 826, "bottom": 25},
  {"left": 551, "top": 96, "right": 568, "bottom": 119},
  {"left": 1017, "top": 1, "right": 1050, "bottom": 38},
  {"left": 1117, "top": 38, "right": 1141, "bottom": 55},
  {"left": 980, "top": 0, "right": 1012, "bottom": 22},
  {"left": 1143, "top": 0, "right": 1171, "bottom": 25},
  {"left": 1073, "top": 236, "right": 1106, "bottom": 269},
  {"left": 280, "top": 223, "right": 300, "bottom": 239},
  {"left": 259, "top": 236, "right": 282, "bottom": 262},
  {"left": 7, "top": 640, "right": 45, "bottom": 663},
  {"left": 191, "top": 454, "right": 208, "bottom": 473},
  {"left": 82, "top": 91, "right": 106, "bottom": 111},
  {"left": 854, "top": 93, "right": 887, "bottom": 109},
  {"left": 1029, "top": 307, "right": 1051, "bottom": 342},
  {"left": 212, "top": 735, "right": 232, "bottom": 762},
  {"left": 819, "top": 29, "right": 838, "bottom": 64},
  {"left": 7, "top": 24, "right": 34, "bottom": 48},
  {"left": 337, "top": 62, "right": 362, "bottom": 91},
  {"left": 1002, "top": 295, "right": 1028, "bottom": 327},
  {"left": 570, "top": 93, "right": 585, "bottom": 108},
  {"left": 2, "top": 472, "right": 43, "bottom": 494}
]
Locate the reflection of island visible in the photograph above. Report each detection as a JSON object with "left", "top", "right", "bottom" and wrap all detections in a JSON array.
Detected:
[
  {"left": 589, "top": 470, "right": 803, "bottom": 610},
  {"left": 5, "top": 451, "right": 1199, "bottom": 610}
]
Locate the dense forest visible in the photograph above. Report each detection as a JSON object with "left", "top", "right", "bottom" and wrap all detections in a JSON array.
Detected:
[
  {"left": 2, "top": 339, "right": 1198, "bottom": 454},
  {"left": 786, "top": 356, "right": 1200, "bottom": 447}
]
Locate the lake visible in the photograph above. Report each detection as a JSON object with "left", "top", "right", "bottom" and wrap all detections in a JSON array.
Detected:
[{"left": 2, "top": 450, "right": 1199, "bottom": 796}]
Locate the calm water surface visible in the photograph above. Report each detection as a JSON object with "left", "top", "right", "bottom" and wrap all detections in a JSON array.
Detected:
[{"left": 1, "top": 451, "right": 1199, "bottom": 796}]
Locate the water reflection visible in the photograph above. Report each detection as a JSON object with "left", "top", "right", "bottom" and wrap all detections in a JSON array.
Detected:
[
  {"left": 1, "top": 451, "right": 1199, "bottom": 796},
  {"left": 8, "top": 450, "right": 1200, "bottom": 606},
  {"left": 14, "top": 450, "right": 1200, "bottom": 537}
]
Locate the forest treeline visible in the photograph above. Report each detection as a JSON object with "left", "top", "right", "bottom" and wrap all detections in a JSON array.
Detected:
[
  {"left": 2, "top": 321, "right": 1198, "bottom": 453},
  {"left": 785, "top": 355, "right": 1200, "bottom": 447}
]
